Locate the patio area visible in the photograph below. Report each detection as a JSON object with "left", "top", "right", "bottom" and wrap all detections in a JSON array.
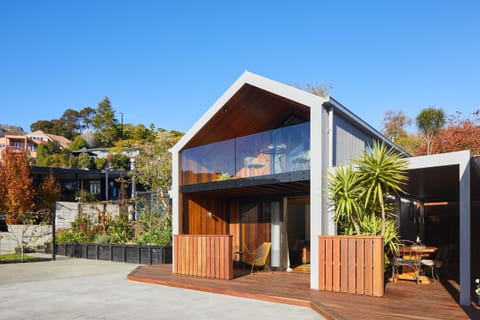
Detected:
[{"left": 128, "top": 265, "right": 478, "bottom": 319}]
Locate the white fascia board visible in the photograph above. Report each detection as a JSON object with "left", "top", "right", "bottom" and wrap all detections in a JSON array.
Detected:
[
  {"left": 406, "top": 150, "right": 471, "bottom": 170},
  {"left": 170, "top": 71, "right": 327, "bottom": 154}
]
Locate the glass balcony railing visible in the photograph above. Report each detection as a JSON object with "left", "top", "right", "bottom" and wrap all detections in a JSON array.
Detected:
[{"left": 180, "top": 122, "right": 310, "bottom": 185}]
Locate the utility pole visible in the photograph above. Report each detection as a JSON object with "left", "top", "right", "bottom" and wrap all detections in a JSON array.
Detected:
[
  {"left": 130, "top": 158, "right": 136, "bottom": 199},
  {"left": 120, "top": 112, "right": 124, "bottom": 139}
]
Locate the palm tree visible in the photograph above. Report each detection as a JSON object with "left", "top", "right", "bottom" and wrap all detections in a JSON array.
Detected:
[
  {"left": 355, "top": 141, "right": 408, "bottom": 236},
  {"left": 416, "top": 107, "right": 445, "bottom": 155},
  {"left": 327, "top": 165, "right": 363, "bottom": 235}
]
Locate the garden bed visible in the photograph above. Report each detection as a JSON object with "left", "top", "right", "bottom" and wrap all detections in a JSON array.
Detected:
[{"left": 47, "top": 243, "right": 172, "bottom": 265}]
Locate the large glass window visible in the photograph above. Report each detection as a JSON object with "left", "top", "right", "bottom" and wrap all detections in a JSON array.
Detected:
[{"left": 180, "top": 122, "right": 310, "bottom": 185}]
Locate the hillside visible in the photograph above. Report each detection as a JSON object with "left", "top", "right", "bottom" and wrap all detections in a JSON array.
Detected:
[{"left": 0, "top": 124, "right": 26, "bottom": 137}]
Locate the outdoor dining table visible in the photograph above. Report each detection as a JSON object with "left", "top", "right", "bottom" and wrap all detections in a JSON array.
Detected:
[
  {"left": 398, "top": 245, "right": 438, "bottom": 284},
  {"left": 400, "top": 245, "right": 438, "bottom": 256}
]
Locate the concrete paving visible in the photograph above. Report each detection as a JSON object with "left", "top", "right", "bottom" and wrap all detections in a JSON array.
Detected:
[{"left": 0, "top": 256, "right": 323, "bottom": 319}]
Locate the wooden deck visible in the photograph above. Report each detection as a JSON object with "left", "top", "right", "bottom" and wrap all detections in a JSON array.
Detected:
[{"left": 128, "top": 265, "right": 479, "bottom": 320}]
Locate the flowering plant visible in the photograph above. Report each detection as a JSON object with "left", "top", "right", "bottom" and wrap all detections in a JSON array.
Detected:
[{"left": 475, "top": 279, "right": 480, "bottom": 296}]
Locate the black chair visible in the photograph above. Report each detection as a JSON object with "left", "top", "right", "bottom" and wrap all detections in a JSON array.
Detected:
[
  {"left": 421, "top": 244, "right": 454, "bottom": 280},
  {"left": 392, "top": 240, "right": 422, "bottom": 284}
]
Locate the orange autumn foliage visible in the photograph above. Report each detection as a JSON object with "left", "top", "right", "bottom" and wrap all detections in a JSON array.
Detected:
[
  {"left": 434, "top": 118, "right": 480, "bottom": 155},
  {"left": 0, "top": 148, "right": 36, "bottom": 215}
]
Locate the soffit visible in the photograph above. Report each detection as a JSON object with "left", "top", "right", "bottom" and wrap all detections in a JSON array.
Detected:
[
  {"left": 402, "top": 160, "right": 480, "bottom": 202},
  {"left": 183, "top": 181, "right": 310, "bottom": 199},
  {"left": 183, "top": 84, "right": 310, "bottom": 150},
  {"left": 181, "top": 171, "right": 310, "bottom": 198}
]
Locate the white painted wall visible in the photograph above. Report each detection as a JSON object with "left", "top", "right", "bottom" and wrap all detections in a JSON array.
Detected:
[
  {"left": 55, "top": 201, "right": 120, "bottom": 230},
  {"left": 0, "top": 225, "right": 51, "bottom": 254}
]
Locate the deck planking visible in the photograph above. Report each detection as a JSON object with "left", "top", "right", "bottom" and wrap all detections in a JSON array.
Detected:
[{"left": 128, "top": 264, "right": 478, "bottom": 320}]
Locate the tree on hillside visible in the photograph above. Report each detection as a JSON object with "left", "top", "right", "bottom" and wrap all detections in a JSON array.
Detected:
[
  {"left": 434, "top": 112, "right": 480, "bottom": 155},
  {"left": 30, "top": 118, "right": 71, "bottom": 138},
  {"left": 60, "top": 109, "right": 81, "bottom": 138},
  {"left": 305, "top": 83, "right": 332, "bottom": 97},
  {"left": 68, "top": 135, "right": 88, "bottom": 151},
  {"left": 34, "top": 141, "right": 63, "bottom": 167},
  {"left": 30, "top": 120, "right": 55, "bottom": 133},
  {"left": 79, "top": 107, "right": 96, "bottom": 131},
  {"left": 35, "top": 144, "right": 48, "bottom": 167},
  {"left": 295, "top": 82, "right": 332, "bottom": 97},
  {"left": 134, "top": 130, "right": 183, "bottom": 211},
  {"left": 132, "top": 124, "right": 155, "bottom": 142},
  {"left": 395, "top": 133, "right": 423, "bottom": 156},
  {"left": 77, "top": 152, "right": 93, "bottom": 169},
  {"left": 381, "top": 110, "right": 412, "bottom": 142},
  {"left": 416, "top": 107, "right": 445, "bottom": 155},
  {"left": 93, "top": 97, "right": 120, "bottom": 147}
]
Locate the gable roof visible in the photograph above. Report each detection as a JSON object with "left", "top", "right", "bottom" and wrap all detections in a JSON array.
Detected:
[
  {"left": 171, "top": 71, "right": 406, "bottom": 155},
  {"left": 171, "top": 71, "right": 326, "bottom": 153},
  {"left": 28, "top": 130, "right": 71, "bottom": 149}
]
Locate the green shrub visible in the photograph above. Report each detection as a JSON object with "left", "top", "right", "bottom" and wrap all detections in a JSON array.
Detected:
[
  {"left": 107, "top": 215, "right": 134, "bottom": 244},
  {"left": 136, "top": 211, "right": 172, "bottom": 246},
  {"left": 56, "top": 229, "right": 79, "bottom": 244},
  {"left": 93, "top": 232, "right": 111, "bottom": 244},
  {"left": 56, "top": 209, "right": 172, "bottom": 246}
]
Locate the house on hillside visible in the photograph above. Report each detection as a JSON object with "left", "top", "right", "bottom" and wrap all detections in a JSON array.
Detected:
[
  {"left": 0, "top": 130, "right": 71, "bottom": 159},
  {"left": 170, "top": 71, "right": 478, "bottom": 306}
]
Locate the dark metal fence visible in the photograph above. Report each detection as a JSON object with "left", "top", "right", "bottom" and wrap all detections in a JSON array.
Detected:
[{"left": 48, "top": 243, "right": 172, "bottom": 265}]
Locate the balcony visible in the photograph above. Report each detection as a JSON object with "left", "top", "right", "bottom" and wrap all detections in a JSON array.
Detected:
[{"left": 180, "top": 122, "right": 310, "bottom": 185}]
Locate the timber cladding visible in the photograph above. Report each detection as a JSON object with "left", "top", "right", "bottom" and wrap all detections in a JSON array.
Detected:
[
  {"left": 318, "top": 235, "right": 384, "bottom": 297},
  {"left": 183, "top": 194, "right": 228, "bottom": 235},
  {"left": 173, "top": 234, "right": 233, "bottom": 280}
]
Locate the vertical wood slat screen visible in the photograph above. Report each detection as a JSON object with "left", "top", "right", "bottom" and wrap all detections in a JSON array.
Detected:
[
  {"left": 318, "top": 236, "right": 384, "bottom": 297},
  {"left": 174, "top": 235, "right": 233, "bottom": 280}
]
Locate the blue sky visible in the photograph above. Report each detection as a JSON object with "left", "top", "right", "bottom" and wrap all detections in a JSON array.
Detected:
[{"left": 1, "top": 1, "right": 479, "bottom": 134}]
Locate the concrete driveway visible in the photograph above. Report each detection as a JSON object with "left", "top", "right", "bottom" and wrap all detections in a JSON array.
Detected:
[{"left": 0, "top": 257, "right": 322, "bottom": 319}]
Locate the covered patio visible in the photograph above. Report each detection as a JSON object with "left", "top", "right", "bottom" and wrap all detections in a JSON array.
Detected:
[
  {"left": 128, "top": 264, "right": 476, "bottom": 319},
  {"left": 402, "top": 151, "right": 480, "bottom": 306}
]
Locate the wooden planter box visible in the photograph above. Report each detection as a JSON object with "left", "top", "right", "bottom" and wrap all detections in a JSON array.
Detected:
[
  {"left": 174, "top": 234, "right": 233, "bottom": 280},
  {"left": 318, "top": 235, "right": 384, "bottom": 297}
]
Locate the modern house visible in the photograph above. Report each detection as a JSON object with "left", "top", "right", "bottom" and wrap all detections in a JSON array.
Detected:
[{"left": 170, "top": 71, "right": 478, "bottom": 306}]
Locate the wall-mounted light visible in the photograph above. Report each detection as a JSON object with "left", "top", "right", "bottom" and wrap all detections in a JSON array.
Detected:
[
  {"left": 223, "top": 107, "right": 228, "bottom": 112},
  {"left": 207, "top": 211, "right": 218, "bottom": 221}
]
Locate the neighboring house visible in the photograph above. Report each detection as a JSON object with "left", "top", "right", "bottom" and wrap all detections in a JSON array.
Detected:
[
  {"left": 0, "top": 130, "right": 71, "bottom": 159},
  {"left": 30, "top": 166, "right": 140, "bottom": 202},
  {"left": 71, "top": 147, "right": 141, "bottom": 160},
  {"left": 171, "top": 71, "right": 478, "bottom": 306}
]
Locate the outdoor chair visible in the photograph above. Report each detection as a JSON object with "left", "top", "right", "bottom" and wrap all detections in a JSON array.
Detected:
[
  {"left": 244, "top": 242, "right": 272, "bottom": 274},
  {"left": 392, "top": 240, "right": 422, "bottom": 284},
  {"left": 421, "top": 244, "right": 454, "bottom": 280}
]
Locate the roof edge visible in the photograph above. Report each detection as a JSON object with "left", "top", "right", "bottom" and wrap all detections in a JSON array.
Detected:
[{"left": 171, "top": 71, "right": 327, "bottom": 153}]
